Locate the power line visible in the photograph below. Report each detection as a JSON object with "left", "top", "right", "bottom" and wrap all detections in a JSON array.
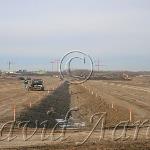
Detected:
[
  {"left": 55, "top": 59, "right": 60, "bottom": 72},
  {"left": 95, "top": 58, "right": 106, "bottom": 72},
  {"left": 50, "top": 61, "right": 55, "bottom": 72}
]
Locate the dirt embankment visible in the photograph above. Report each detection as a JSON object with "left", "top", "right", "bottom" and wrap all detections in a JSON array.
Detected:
[{"left": 70, "top": 84, "right": 130, "bottom": 128}]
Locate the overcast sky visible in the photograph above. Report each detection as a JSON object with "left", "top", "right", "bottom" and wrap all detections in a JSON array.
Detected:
[{"left": 0, "top": 0, "right": 150, "bottom": 71}]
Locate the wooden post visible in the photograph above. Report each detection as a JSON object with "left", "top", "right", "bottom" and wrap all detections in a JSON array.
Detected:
[
  {"left": 112, "top": 103, "right": 114, "bottom": 109},
  {"left": 13, "top": 105, "right": 16, "bottom": 121},
  {"left": 129, "top": 109, "right": 132, "bottom": 122},
  {"left": 96, "top": 93, "right": 98, "bottom": 98},
  {"left": 29, "top": 101, "right": 32, "bottom": 108}
]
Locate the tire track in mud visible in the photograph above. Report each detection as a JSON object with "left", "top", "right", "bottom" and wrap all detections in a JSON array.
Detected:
[
  {"left": 102, "top": 82, "right": 150, "bottom": 118},
  {"left": 84, "top": 80, "right": 150, "bottom": 120}
]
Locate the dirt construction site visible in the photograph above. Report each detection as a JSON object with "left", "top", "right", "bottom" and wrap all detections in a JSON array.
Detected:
[{"left": 0, "top": 75, "right": 150, "bottom": 149}]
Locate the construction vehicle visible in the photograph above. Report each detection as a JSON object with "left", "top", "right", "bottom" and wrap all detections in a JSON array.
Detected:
[
  {"left": 122, "top": 73, "right": 132, "bottom": 81},
  {"left": 27, "top": 79, "right": 44, "bottom": 91}
]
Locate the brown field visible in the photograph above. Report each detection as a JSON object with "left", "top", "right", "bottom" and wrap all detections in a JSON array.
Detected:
[{"left": 0, "top": 75, "right": 150, "bottom": 149}]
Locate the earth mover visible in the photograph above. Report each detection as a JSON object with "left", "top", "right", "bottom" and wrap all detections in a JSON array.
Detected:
[{"left": 28, "top": 79, "right": 44, "bottom": 91}]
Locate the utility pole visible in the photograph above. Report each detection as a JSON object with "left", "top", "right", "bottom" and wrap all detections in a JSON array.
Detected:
[
  {"left": 50, "top": 61, "right": 54, "bottom": 72},
  {"left": 55, "top": 59, "right": 60, "bottom": 73},
  {"left": 95, "top": 58, "right": 106, "bottom": 72},
  {"left": 8, "top": 61, "right": 11, "bottom": 70},
  {"left": 8, "top": 61, "right": 13, "bottom": 71},
  {"left": 95, "top": 58, "right": 101, "bottom": 72}
]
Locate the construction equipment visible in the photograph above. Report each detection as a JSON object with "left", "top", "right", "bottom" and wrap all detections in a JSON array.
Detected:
[
  {"left": 28, "top": 79, "right": 44, "bottom": 91},
  {"left": 122, "top": 73, "right": 132, "bottom": 81}
]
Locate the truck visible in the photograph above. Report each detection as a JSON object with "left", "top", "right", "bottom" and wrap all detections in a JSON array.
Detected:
[{"left": 27, "top": 79, "right": 44, "bottom": 91}]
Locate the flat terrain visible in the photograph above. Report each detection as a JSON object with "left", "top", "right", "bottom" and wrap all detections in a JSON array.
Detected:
[
  {"left": 0, "top": 75, "right": 150, "bottom": 149},
  {"left": 83, "top": 76, "right": 150, "bottom": 120},
  {"left": 0, "top": 76, "right": 61, "bottom": 123}
]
